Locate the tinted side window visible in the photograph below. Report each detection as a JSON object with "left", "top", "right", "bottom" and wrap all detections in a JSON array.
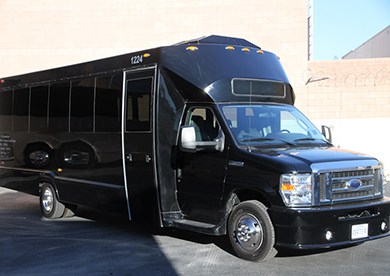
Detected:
[
  {"left": 70, "top": 79, "right": 94, "bottom": 132},
  {"left": 49, "top": 82, "right": 70, "bottom": 132},
  {"left": 30, "top": 85, "right": 49, "bottom": 132},
  {"left": 126, "top": 77, "right": 152, "bottom": 132},
  {"left": 185, "top": 107, "right": 220, "bottom": 141},
  {"left": 13, "top": 88, "right": 30, "bottom": 132},
  {"left": 0, "top": 90, "right": 13, "bottom": 131},
  {"left": 95, "top": 73, "right": 122, "bottom": 132}
]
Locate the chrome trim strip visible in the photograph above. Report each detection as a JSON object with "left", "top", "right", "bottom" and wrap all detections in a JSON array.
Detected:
[
  {"left": 121, "top": 70, "right": 132, "bottom": 220},
  {"left": 55, "top": 176, "right": 124, "bottom": 190},
  {"left": 0, "top": 165, "right": 51, "bottom": 175},
  {"left": 152, "top": 65, "right": 163, "bottom": 227},
  {"left": 311, "top": 159, "right": 381, "bottom": 174},
  {"left": 229, "top": 160, "right": 244, "bottom": 167}
]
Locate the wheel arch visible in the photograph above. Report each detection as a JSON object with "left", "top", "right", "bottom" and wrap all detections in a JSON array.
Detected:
[
  {"left": 236, "top": 189, "right": 272, "bottom": 207},
  {"left": 37, "top": 174, "right": 60, "bottom": 199},
  {"left": 218, "top": 188, "right": 274, "bottom": 236}
]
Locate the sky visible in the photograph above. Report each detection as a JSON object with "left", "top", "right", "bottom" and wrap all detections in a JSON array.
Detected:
[{"left": 312, "top": 0, "right": 390, "bottom": 60}]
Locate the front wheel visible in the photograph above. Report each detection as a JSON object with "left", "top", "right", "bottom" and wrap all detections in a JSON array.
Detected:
[
  {"left": 228, "top": 200, "right": 276, "bottom": 261},
  {"left": 40, "top": 183, "right": 65, "bottom": 219}
]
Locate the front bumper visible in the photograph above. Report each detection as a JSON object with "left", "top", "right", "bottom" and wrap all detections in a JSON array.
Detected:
[{"left": 268, "top": 197, "right": 390, "bottom": 249}]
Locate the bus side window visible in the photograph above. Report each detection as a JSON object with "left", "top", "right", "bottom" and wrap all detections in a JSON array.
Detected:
[
  {"left": 186, "top": 107, "right": 220, "bottom": 142},
  {"left": 0, "top": 90, "right": 13, "bottom": 131},
  {"left": 125, "top": 77, "right": 152, "bottom": 132},
  {"left": 49, "top": 82, "right": 70, "bottom": 132},
  {"left": 30, "top": 85, "right": 49, "bottom": 132},
  {"left": 13, "top": 88, "right": 30, "bottom": 132},
  {"left": 95, "top": 74, "right": 122, "bottom": 132},
  {"left": 70, "top": 79, "right": 94, "bottom": 132}
]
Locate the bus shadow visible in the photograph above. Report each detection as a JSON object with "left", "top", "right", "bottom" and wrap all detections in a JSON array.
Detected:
[
  {"left": 0, "top": 188, "right": 362, "bottom": 268},
  {"left": 72, "top": 204, "right": 357, "bottom": 261},
  {"left": 0, "top": 189, "right": 178, "bottom": 275},
  {"left": 75, "top": 205, "right": 237, "bottom": 258}
]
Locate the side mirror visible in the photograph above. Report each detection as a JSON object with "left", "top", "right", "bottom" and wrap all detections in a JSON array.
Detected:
[
  {"left": 180, "top": 126, "right": 197, "bottom": 152},
  {"left": 321, "top": 125, "right": 332, "bottom": 144},
  {"left": 179, "top": 126, "right": 225, "bottom": 152}
]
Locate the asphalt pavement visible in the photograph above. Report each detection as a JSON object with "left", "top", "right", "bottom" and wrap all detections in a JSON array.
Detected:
[{"left": 1, "top": 185, "right": 390, "bottom": 276}]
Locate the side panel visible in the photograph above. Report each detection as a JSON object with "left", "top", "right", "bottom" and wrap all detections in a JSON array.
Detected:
[{"left": 0, "top": 72, "right": 128, "bottom": 214}]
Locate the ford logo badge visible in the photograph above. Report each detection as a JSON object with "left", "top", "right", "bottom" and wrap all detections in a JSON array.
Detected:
[{"left": 347, "top": 179, "right": 363, "bottom": 189}]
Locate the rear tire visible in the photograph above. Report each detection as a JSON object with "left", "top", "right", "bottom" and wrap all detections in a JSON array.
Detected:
[
  {"left": 40, "top": 183, "right": 65, "bottom": 219},
  {"left": 228, "top": 200, "right": 276, "bottom": 261}
]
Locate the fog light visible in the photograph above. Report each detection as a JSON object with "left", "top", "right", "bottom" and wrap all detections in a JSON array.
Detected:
[
  {"left": 381, "top": 221, "right": 388, "bottom": 231},
  {"left": 325, "top": 230, "right": 334, "bottom": 241}
]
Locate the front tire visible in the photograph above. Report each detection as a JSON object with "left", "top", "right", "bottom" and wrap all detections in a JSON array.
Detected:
[
  {"left": 228, "top": 200, "right": 276, "bottom": 261},
  {"left": 40, "top": 183, "right": 65, "bottom": 219}
]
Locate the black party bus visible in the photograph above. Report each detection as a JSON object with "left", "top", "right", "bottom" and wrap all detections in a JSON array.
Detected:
[{"left": 0, "top": 36, "right": 389, "bottom": 261}]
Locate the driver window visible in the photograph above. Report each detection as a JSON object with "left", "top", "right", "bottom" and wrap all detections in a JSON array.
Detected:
[{"left": 186, "top": 108, "right": 220, "bottom": 142}]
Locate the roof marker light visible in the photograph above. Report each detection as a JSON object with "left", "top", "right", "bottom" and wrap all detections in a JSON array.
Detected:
[
  {"left": 257, "top": 49, "right": 264, "bottom": 54},
  {"left": 143, "top": 53, "right": 151, "bottom": 58},
  {"left": 225, "top": 46, "right": 235, "bottom": 51},
  {"left": 0, "top": 79, "right": 4, "bottom": 84},
  {"left": 186, "top": 46, "right": 199, "bottom": 51},
  {"left": 241, "top": 47, "right": 250, "bottom": 52}
]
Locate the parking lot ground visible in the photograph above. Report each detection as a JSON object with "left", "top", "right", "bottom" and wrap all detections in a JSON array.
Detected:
[{"left": 1, "top": 186, "right": 390, "bottom": 276}]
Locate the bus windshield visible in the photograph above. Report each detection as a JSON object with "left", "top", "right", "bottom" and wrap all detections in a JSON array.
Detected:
[{"left": 220, "top": 104, "right": 329, "bottom": 148}]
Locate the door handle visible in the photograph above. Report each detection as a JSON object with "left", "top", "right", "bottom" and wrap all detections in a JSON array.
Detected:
[
  {"left": 145, "top": 154, "right": 152, "bottom": 163},
  {"left": 126, "top": 153, "right": 133, "bottom": 162},
  {"left": 125, "top": 153, "right": 151, "bottom": 163}
]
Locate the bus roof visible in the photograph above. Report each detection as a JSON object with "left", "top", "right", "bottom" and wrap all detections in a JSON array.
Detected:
[{"left": 0, "top": 35, "right": 294, "bottom": 104}]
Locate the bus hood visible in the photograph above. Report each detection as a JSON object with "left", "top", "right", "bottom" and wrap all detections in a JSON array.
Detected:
[{"left": 249, "top": 146, "right": 377, "bottom": 172}]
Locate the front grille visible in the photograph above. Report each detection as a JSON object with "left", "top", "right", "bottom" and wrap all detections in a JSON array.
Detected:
[{"left": 318, "top": 168, "right": 382, "bottom": 204}]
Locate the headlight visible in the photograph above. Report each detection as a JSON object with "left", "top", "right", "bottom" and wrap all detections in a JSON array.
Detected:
[{"left": 280, "top": 173, "right": 312, "bottom": 207}]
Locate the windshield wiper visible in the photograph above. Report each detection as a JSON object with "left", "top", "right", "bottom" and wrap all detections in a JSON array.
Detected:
[
  {"left": 240, "top": 137, "right": 296, "bottom": 146},
  {"left": 294, "top": 138, "right": 332, "bottom": 146}
]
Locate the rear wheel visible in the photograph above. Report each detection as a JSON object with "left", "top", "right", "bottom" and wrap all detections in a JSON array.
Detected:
[
  {"left": 228, "top": 200, "right": 276, "bottom": 261},
  {"left": 40, "top": 183, "right": 65, "bottom": 219}
]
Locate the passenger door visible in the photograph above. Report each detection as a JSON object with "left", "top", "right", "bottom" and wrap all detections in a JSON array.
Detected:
[
  {"left": 176, "top": 106, "right": 228, "bottom": 224},
  {"left": 122, "top": 67, "right": 160, "bottom": 223}
]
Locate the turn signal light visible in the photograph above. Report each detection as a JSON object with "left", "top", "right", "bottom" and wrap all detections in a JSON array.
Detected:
[{"left": 281, "top": 183, "right": 295, "bottom": 191}]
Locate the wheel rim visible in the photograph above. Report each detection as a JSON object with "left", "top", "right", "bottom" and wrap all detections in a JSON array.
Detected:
[
  {"left": 42, "top": 188, "right": 54, "bottom": 213},
  {"left": 234, "top": 214, "right": 263, "bottom": 252}
]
